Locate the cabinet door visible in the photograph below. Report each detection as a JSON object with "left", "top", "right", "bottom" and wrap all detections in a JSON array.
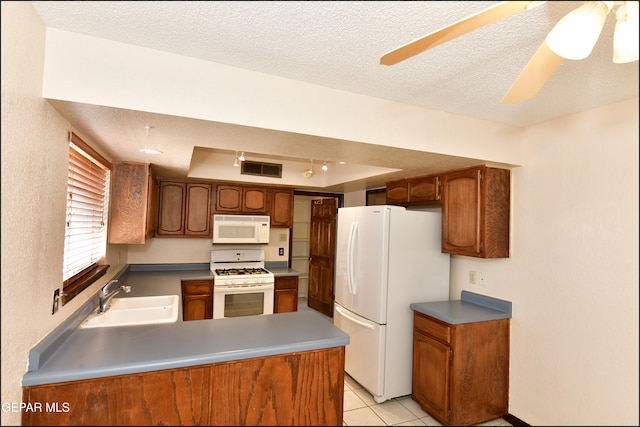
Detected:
[
  {"left": 181, "top": 280, "right": 213, "bottom": 321},
  {"left": 274, "top": 276, "right": 298, "bottom": 313},
  {"left": 408, "top": 174, "right": 440, "bottom": 204},
  {"left": 412, "top": 329, "right": 450, "bottom": 425},
  {"left": 108, "top": 162, "right": 151, "bottom": 244},
  {"left": 242, "top": 187, "right": 268, "bottom": 213},
  {"left": 385, "top": 179, "right": 409, "bottom": 205},
  {"left": 157, "top": 181, "right": 186, "bottom": 235},
  {"left": 216, "top": 185, "right": 243, "bottom": 212},
  {"left": 270, "top": 188, "right": 294, "bottom": 228},
  {"left": 441, "top": 166, "right": 509, "bottom": 258},
  {"left": 185, "top": 183, "right": 211, "bottom": 236}
]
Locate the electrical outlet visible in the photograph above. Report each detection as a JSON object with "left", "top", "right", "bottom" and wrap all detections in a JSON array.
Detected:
[
  {"left": 477, "top": 272, "right": 487, "bottom": 285},
  {"left": 279, "top": 247, "right": 285, "bottom": 256},
  {"left": 469, "top": 271, "right": 476, "bottom": 284},
  {"left": 52, "top": 289, "right": 60, "bottom": 314}
]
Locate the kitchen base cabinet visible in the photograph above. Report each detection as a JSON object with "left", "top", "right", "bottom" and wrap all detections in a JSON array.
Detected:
[
  {"left": 22, "top": 347, "right": 345, "bottom": 426},
  {"left": 274, "top": 275, "right": 299, "bottom": 313},
  {"left": 412, "top": 311, "right": 510, "bottom": 426},
  {"left": 210, "top": 346, "right": 344, "bottom": 425},
  {"left": 181, "top": 279, "right": 213, "bottom": 321}
]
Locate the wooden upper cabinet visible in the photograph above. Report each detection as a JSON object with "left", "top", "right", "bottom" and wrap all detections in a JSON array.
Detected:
[
  {"left": 185, "top": 183, "right": 211, "bottom": 236},
  {"left": 441, "top": 165, "right": 510, "bottom": 258},
  {"left": 386, "top": 173, "right": 441, "bottom": 206},
  {"left": 215, "top": 185, "right": 268, "bottom": 214},
  {"left": 385, "top": 179, "right": 410, "bottom": 205},
  {"left": 157, "top": 181, "right": 186, "bottom": 235},
  {"left": 270, "top": 188, "right": 294, "bottom": 228},
  {"left": 108, "top": 162, "right": 157, "bottom": 244},
  {"left": 157, "top": 180, "right": 212, "bottom": 237},
  {"left": 243, "top": 187, "right": 268, "bottom": 213},
  {"left": 408, "top": 174, "right": 440, "bottom": 204}
]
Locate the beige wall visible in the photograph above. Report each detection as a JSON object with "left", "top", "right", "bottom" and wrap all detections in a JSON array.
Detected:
[{"left": 2, "top": 2, "right": 638, "bottom": 425}]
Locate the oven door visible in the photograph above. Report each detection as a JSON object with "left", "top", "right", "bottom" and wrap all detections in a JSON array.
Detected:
[{"left": 213, "top": 284, "right": 274, "bottom": 319}]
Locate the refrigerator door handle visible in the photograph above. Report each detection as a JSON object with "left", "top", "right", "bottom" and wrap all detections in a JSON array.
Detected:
[
  {"left": 347, "top": 221, "right": 358, "bottom": 294},
  {"left": 335, "top": 305, "right": 374, "bottom": 330}
]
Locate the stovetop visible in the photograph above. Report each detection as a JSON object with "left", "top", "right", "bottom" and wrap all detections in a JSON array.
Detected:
[{"left": 214, "top": 267, "right": 271, "bottom": 276}]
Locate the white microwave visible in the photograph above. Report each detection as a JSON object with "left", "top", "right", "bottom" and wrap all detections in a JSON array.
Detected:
[{"left": 212, "top": 214, "right": 270, "bottom": 244}]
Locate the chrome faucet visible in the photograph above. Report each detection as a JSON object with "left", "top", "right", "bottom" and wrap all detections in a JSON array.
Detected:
[{"left": 99, "top": 280, "right": 131, "bottom": 313}]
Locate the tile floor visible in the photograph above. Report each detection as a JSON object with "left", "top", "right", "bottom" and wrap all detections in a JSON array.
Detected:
[
  {"left": 297, "top": 299, "right": 512, "bottom": 426},
  {"left": 341, "top": 373, "right": 512, "bottom": 426}
]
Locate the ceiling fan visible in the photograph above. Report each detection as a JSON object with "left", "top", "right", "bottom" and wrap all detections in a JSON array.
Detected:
[{"left": 380, "top": 1, "right": 639, "bottom": 104}]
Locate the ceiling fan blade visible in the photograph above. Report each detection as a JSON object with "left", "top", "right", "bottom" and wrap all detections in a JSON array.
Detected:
[
  {"left": 501, "top": 40, "right": 564, "bottom": 104},
  {"left": 380, "top": 1, "right": 546, "bottom": 66}
]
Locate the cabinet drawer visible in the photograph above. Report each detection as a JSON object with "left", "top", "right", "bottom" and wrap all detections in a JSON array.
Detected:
[
  {"left": 275, "top": 276, "right": 298, "bottom": 290},
  {"left": 182, "top": 281, "right": 212, "bottom": 294},
  {"left": 414, "top": 312, "right": 451, "bottom": 344}
]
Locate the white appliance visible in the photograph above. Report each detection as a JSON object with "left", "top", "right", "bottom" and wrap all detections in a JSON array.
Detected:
[
  {"left": 333, "top": 205, "right": 450, "bottom": 403},
  {"left": 210, "top": 249, "right": 274, "bottom": 319},
  {"left": 212, "top": 214, "right": 270, "bottom": 244}
]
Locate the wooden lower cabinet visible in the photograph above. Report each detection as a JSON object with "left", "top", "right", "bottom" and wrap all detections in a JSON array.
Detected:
[
  {"left": 274, "top": 275, "right": 299, "bottom": 313},
  {"left": 412, "top": 311, "right": 509, "bottom": 426},
  {"left": 22, "top": 347, "right": 345, "bottom": 426},
  {"left": 181, "top": 279, "right": 213, "bottom": 321}
]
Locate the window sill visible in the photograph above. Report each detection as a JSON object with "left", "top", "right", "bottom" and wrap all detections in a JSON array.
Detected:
[{"left": 62, "top": 265, "right": 110, "bottom": 305}]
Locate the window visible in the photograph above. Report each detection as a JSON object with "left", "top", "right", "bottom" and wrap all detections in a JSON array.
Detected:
[
  {"left": 62, "top": 132, "right": 111, "bottom": 304},
  {"left": 366, "top": 188, "right": 387, "bottom": 206}
]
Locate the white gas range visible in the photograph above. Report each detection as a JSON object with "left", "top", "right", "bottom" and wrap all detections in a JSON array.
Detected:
[{"left": 210, "top": 249, "right": 274, "bottom": 319}]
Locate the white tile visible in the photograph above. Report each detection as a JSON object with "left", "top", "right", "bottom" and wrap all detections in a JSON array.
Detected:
[
  {"left": 344, "top": 374, "right": 362, "bottom": 390},
  {"left": 398, "top": 397, "right": 430, "bottom": 418},
  {"left": 395, "top": 419, "right": 427, "bottom": 426},
  {"left": 343, "top": 390, "right": 368, "bottom": 411},
  {"left": 352, "top": 387, "right": 377, "bottom": 407},
  {"left": 420, "top": 415, "right": 444, "bottom": 426},
  {"left": 343, "top": 407, "right": 386, "bottom": 426},
  {"left": 370, "top": 400, "right": 418, "bottom": 425}
]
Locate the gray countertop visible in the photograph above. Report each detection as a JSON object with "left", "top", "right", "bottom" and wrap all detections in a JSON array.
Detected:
[
  {"left": 22, "top": 265, "right": 347, "bottom": 387},
  {"left": 410, "top": 291, "right": 512, "bottom": 324}
]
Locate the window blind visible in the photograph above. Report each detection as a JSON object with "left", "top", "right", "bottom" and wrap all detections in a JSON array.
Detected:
[{"left": 63, "top": 135, "right": 111, "bottom": 283}]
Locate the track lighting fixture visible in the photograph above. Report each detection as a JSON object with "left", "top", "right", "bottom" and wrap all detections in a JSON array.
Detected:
[
  {"left": 322, "top": 161, "right": 328, "bottom": 171},
  {"left": 233, "top": 151, "right": 240, "bottom": 167},
  {"left": 238, "top": 152, "right": 245, "bottom": 161}
]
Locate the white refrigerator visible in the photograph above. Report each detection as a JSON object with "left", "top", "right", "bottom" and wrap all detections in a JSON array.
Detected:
[{"left": 333, "top": 205, "right": 450, "bottom": 403}]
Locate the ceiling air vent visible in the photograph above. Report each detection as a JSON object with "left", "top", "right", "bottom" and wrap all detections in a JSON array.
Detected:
[{"left": 241, "top": 160, "right": 282, "bottom": 178}]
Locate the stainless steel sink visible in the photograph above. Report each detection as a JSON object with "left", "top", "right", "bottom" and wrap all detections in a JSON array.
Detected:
[{"left": 79, "top": 295, "right": 179, "bottom": 329}]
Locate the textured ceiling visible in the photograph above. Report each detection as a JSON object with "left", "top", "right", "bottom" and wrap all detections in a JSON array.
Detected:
[{"left": 30, "top": 1, "right": 639, "bottom": 191}]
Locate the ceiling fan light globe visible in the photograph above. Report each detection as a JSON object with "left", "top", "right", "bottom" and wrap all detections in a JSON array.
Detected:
[
  {"left": 613, "top": 1, "right": 639, "bottom": 64},
  {"left": 546, "top": 1, "right": 610, "bottom": 60}
]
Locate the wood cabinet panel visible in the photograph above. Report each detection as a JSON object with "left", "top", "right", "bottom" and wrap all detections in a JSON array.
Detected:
[
  {"left": 210, "top": 347, "right": 345, "bottom": 426},
  {"left": 412, "top": 311, "right": 510, "bottom": 426},
  {"left": 385, "top": 179, "right": 409, "bottom": 205},
  {"left": 181, "top": 279, "right": 213, "bottom": 321},
  {"left": 157, "top": 180, "right": 212, "bottom": 237},
  {"left": 157, "top": 181, "right": 186, "bottom": 235},
  {"left": 215, "top": 185, "right": 269, "bottom": 214},
  {"left": 23, "top": 347, "right": 345, "bottom": 426},
  {"left": 125, "top": 366, "right": 210, "bottom": 425},
  {"left": 274, "top": 276, "right": 298, "bottom": 313},
  {"left": 108, "top": 162, "right": 156, "bottom": 244},
  {"left": 216, "top": 185, "right": 242, "bottom": 212},
  {"left": 22, "top": 376, "right": 127, "bottom": 426},
  {"left": 185, "top": 183, "right": 211, "bottom": 236},
  {"left": 243, "top": 187, "right": 268, "bottom": 213},
  {"left": 386, "top": 173, "right": 440, "bottom": 206},
  {"left": 270, "top": 188, "right": 294, "bottom": 228},
  {"left": 441, "top": 166, "right": 510, "bottom": 258}
]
